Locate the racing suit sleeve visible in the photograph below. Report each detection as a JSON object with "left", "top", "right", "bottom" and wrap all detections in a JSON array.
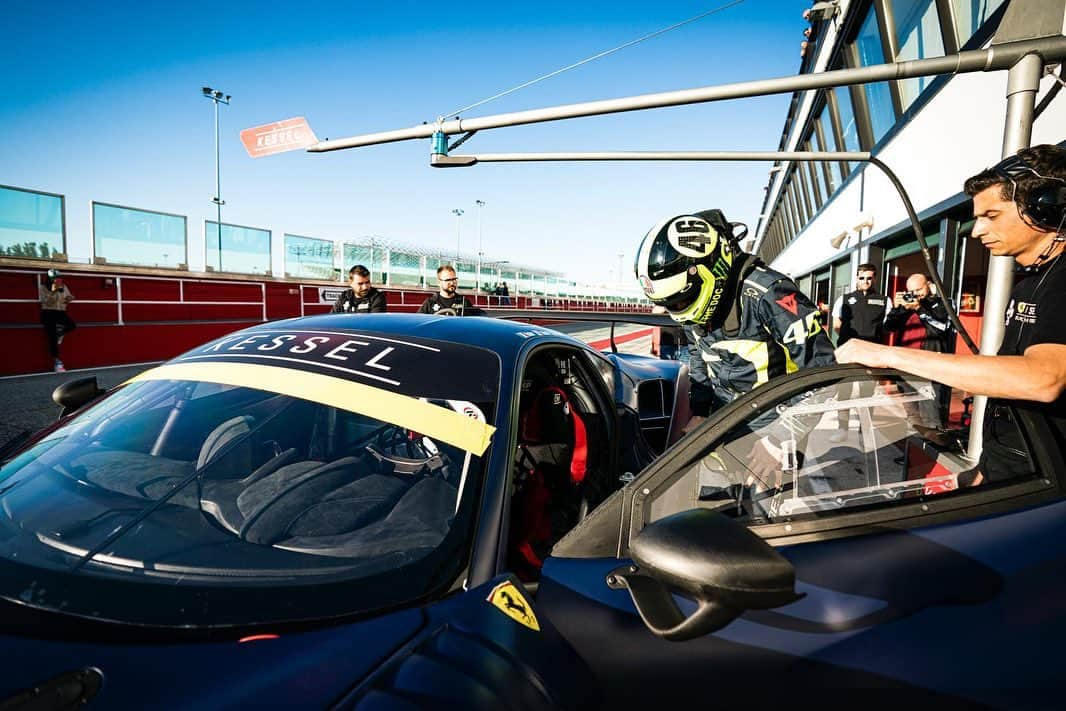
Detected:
[
  {"left": 750, "top": 279, "right": 836, "bottom": 439},
  {"left": 759, "top": 279, "right": 837, "bottom": 371},
  {"left": 369, "top": 291, "right": 388, "bottom": 313},
  {"left": 684, "top": 324, "right": 714, "bottom": 417}
]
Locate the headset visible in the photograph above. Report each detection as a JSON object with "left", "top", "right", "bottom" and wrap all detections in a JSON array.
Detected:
[
  {"left": 993, "top": 152, "right": 1066, "bottom": 232},
  {"left": 993, "top": 151, "right": 1066, "bottom": 272}
]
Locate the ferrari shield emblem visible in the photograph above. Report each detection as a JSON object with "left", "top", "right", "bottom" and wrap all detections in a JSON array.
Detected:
[{"left": 486, "top": 581, "right": 540, "bottom": 631}]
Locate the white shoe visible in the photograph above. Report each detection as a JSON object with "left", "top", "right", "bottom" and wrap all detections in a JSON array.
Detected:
[{"left": 54, "top": 360, "right": 66, "bottom": 373}]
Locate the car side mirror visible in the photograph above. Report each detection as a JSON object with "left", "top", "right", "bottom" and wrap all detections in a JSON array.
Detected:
[
  {"left": 52, "top": 377, "right": 105, "bottom": 418},
  {"left": 607, "top": 509, "right": 802, "bottom": 641}
]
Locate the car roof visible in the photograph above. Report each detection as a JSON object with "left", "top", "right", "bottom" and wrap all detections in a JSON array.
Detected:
[{"left": 251, "top": 313, "right": 584, "bottom": 357}]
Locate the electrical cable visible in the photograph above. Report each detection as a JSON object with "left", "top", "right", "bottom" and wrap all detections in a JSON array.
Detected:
[
  {"left": 439, "top": 0, "right": 747, "bottom": 121},
  {"left": 867, "top": 156, "right": 979, "bottom": 354}
]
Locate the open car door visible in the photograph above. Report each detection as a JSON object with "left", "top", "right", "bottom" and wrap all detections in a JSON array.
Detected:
[{"left": 533, "top": 365, "right": 1066, "bottom": 707}]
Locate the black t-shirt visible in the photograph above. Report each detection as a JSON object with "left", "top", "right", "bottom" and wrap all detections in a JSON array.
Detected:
[
  {"left": 331, "top": 287, "right": 387, "bottom": 314},
  {"left": 981, "top": 255, "right": 1066, "bottom": 481},
  {"left": 418, "top": 293, "right": 475, "bottom": 315}
]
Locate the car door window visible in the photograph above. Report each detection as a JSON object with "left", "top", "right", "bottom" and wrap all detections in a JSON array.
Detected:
[{"left": 646, "top": 371, "right": 1042, "bottom": 528}]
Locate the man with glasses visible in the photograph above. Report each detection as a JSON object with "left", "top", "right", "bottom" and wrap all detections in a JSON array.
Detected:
[
  {"left": 830, "top": 263, "right": 889, "bottom": 438},
  {"left": 419, "top": 265, "right": 475, "bottom": 315},
  {"left": 837, "top": 144, "right": 1066, "bottom": 485}
]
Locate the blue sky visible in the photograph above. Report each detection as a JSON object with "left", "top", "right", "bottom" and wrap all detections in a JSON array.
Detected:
[{"left": 1, "top": 1, "right": 807, "bottom": 285}]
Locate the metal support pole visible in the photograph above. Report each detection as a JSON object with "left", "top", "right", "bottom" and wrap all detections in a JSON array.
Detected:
[
  {"left": 214, "top": 98, "right": 222, "bottom": 271},
  {"left": 309, "top": 37, "right": 1066, "bottom": 153},
  {"left": 476, "top": 199, "right": 485, "bottom": 290},
  {"left": 452, "top": 209, "right": 464, "bottom": 263},
  {"left": 967, "top": 51, "right": 1043, "bottom": 459}
]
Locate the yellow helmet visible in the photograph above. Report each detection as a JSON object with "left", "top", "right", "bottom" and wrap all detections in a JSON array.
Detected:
[{"left": 634, "top": 211, "right": 736, "bottom": 324}]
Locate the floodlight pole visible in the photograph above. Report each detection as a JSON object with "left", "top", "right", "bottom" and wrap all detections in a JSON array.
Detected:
[
  {"left": 476, "top": 199, "right": 485, "bottom": 289},
  {"left": 451, "top": 208, "right": 464, "bottom": 263},
  {"left": 202, "top": 86, "right": 231, "bottom": 271}
]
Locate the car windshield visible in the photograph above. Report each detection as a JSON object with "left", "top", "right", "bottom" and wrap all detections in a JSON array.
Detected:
[{"left": 0, "top": 328, "right": 499, "bottom": 627}]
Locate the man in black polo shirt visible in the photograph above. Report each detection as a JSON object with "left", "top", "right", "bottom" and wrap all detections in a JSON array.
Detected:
[
  {"left": 837, "top": 144, "right": 1066, "bottom": 485},
  {"left": 832, "top": 263, "right": 889, "bottom": 346},
  {"left": 332, "top": 264, "right": 387, "bottom": 314},
  {"left": 419, "top": 265, "right": 476, "bottom": 315}
]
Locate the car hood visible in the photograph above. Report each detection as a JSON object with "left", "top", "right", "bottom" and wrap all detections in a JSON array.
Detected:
[{"left": 0, "top": 607, "right": 425, "bottom": 708}]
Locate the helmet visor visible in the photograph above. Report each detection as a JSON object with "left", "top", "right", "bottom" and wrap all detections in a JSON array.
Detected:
[
  {"left": 651, "top": 269, "right": 704, "bottom": 314},
  {"left": 658, "top": 282, "right": 701, "bottom": 313}
]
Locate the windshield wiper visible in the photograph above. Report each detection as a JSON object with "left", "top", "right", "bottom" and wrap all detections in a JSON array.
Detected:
[{"left": 69, "top": 402, "right": 294, "bottom": 572}]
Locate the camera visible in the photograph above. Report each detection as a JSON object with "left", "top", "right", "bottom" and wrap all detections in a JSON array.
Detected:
[{"left": 902, "top": 291, "right": 917, "bottom": 303}]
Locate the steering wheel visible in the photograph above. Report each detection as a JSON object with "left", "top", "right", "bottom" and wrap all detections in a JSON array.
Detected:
[{"left": 434, "top": 307, "right": 459, "bottom": 317}]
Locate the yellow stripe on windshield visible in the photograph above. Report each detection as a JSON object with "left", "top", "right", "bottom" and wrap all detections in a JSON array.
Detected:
[{"left": 127, "top": 362, "right": 496, "bottom": 456}]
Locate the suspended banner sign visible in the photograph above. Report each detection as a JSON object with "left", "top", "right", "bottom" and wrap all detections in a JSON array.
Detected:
[{"left": 240, "top": 117, "right": 318, "bottom": 158}]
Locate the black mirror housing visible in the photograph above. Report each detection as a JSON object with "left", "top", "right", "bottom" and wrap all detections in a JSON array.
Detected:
[
  {"left": 609, "top": 509, "right": 802, "bottom": 641},
  {"left": 52, "top": 377, "right": 105, "bottom": 418}
]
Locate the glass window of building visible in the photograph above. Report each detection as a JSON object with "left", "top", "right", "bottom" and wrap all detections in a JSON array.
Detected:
[
  {"left": 831, "top": 87, "right": 862, "bottom": 171},
  {"left": 815, "top": 110, "right": 844, "bottom": 193},
  {"left": 799, "top": 168, "right": 817, "bottom": 220},
  {"left": 791, "top": 176, "right": 810, "bottom": 226},
  {"left": 805, "top": 140, "right": 827, "bottom": 209},
  {"left": 789, "top": 174, "right": 804, "bottom": 225},
  {"left": 853, "top": 7, "right": 897, "bottom": 144},
  {"left": 284, "top": 234, "right": 334, "bottom": 280},
  {"left": 782, "top": 190, "right": 798, "bottom": 238},
  {"left": 92, "top": 203, "right": 187, "bottom": 269},
  {"left": 0, "top": 185, "right": 65, "bottom": 259},
  {"left": 950, "top": 0, "right": 1006, "bottom": 47},
  {"left": 205, "top": 222, "right": 271, "bottom": 275},
  {"left": 389, "top": 250, "right": 423, "bottom": 286},
  {"left": 891, "top": 0, "right": 946, "bottom": 110}
]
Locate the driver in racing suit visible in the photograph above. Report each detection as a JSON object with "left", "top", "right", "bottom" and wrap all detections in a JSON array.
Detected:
[{"left": 635, "top": 209, "right": 836, "bottom": 506}]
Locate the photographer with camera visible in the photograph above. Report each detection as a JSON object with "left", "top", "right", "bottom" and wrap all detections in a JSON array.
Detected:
[
  {"left": 885, "top": 273, "right": 954, "bottom": 429},
  {"left": 39, "top": 268, "right": 76, "bottom": 372}
]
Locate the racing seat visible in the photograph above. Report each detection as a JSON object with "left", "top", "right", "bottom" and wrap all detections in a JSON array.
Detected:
[
  {"left": 197, "top": 415, "right": 255, "bottom": 471},
  {"left": 509, "top": 383, "right": 590, "bottom": 580}
]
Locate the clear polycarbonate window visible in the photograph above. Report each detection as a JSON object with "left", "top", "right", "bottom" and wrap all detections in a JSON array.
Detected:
[{"left": 648, "top": 374, "right": 1037, "bottom": 527}]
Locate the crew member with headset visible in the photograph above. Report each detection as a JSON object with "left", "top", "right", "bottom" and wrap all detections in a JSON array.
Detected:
[
  {"left": 635, "top": 209, "right": 836, "bottom": 496},
  {"left": 332, "top": 264, "right": 387, "bottom": 314},
  {"left": 39, "top": 268, "right": 76, "bottom": 372},
  {"left": 838, "top": 144, "right": 1066, "bottom": 485},
  {"left": 418, "top": 265, "right": 476, "bottom": 315}
]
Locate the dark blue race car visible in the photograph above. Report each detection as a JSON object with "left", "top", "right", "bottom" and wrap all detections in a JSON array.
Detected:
[{"left": 0, "top": 313, "right": 1062, "bottom": 709}]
